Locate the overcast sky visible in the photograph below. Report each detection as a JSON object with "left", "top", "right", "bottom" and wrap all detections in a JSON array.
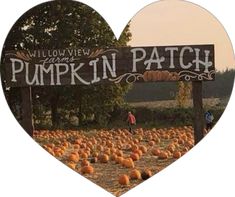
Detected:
[{"left": 128, "top": 0, "right": 235, "bottom": 71}]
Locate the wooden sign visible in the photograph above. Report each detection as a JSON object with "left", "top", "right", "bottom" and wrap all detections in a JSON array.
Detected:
[{"left": 4, "top": 44, "right": 215, "bottom": 87}]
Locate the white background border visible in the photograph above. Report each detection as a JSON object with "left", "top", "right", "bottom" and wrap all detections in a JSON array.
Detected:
[{"left": 0, "top": 1, "right": 235, "bottom": 197}]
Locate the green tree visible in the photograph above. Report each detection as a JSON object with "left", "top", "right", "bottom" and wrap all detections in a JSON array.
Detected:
[
  {"left": 1, "top": 0, "right": 132, "bottom": 128},
  {"left": 176, "top": 81, "right": 192, "bottom": 108}
]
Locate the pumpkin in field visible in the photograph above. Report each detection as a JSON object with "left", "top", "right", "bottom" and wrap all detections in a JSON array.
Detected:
[
  {"left": 139, "top": 145, "right": 147, "bottom": 153},
  {"left": 158, "top": 151, "right": 168, "bottom": 159},
  {"left": 80, "top": 152, "right": 88, "bottom": 159},
  {"left": 130, "top": 169, "right": 141, "bottom": 180},
  {"left": 110, "top": 154, "right": 117, "bottom": 161},
  {"left": 131, "top": 144, "right": 139, "bottom": 152},
  {"left": 90, "top": 157, "right": 98, "bottom": 163},
  {"left": 137, "top": 135, "right": 143, "bottom": 141},
  {"left": 110, "top": 148, "right": 117, "bottom": 154},
  {"left": 151, "top": 147, "right": 161, "bottom": 156},
  {"left": 107, "top": 140, "right": 114, "bottom": 148},
  {"left": 73, "top": 144, "right": 80, "bottom": 150},
  {"left": 116, "top": 150, "right": 124, "bottom": 157},
  {"left": 153, "top": 137, "right": 161, "bottom": 143},
  {"left": 81, "top": 159, "right": 90, "bottom": 167},
  {"left": 92, "top": 152, "right": 99, "bottom": 157},
  {"left": 186, "top": 140, "right": 194, "bottom": 149},
  {"left": 104, "top": 148, "right": 111, "bottom": 155},
  {"left": 62, "top": 141, "right": 70, "bottom": 148},
  {"left": 133, "top": 149, "right": 143, "bottom": 157},
  {"left": 163, "top": 134, "right": 170, "bottom": 140},
  {"left": 141, "top": 169, "right": 152, "bottom": 180},
  {"left": 98, "top": 153, "right": 109, "bottom": 163},
  {"left": 148, "top": 140, "right": 155, "bottom": 146},
  {"left": 178, "top": 138, "right": 184, "bottom": 145},
  {"left": 53, "top": 147, "right": 64, "bottom": 157},
  {"left": 167, "top": 144, "right": 175, "bottom": 153},
  {"left": 67, "top": 162, "right": 77, "bottom": 170},
  {"left": 122, "top": 158, "right": 135, "bottom": 168},
  {"left": 81, "top": 165, "right": 94, "bottom": 174},
  {"left": 80, "top": 143, "right": 87, "bottom": 149},
  {"left": 173, "top": 151, "right": 182, "bottom": 159},
  {"left": 125, "top": 144, "right": 132, "bottom": 150},
  {"left": 46, "top": 148, "right": 55, "bottom": 156},
  {"left": 68, "top": 153, "right": 79, "bottom": 162},
  {"left": 133, "top": 138, "right": 139, "bottom": 144},
  {"left": 115, "top": 156, "right": 124, "bottom": 164},
  {"left": 130, "top": 153, "right": 140, "bottom": 161},
  {"left": 118, "top": 174, "right": 130, "bottom": 185},
  {"left": 97, "top": 145, "right": 104, "bottom": 151}
]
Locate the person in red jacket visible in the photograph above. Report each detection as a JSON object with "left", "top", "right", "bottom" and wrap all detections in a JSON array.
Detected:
[{"left": 127, "top": 111, "right": 136, "bottom": 134}]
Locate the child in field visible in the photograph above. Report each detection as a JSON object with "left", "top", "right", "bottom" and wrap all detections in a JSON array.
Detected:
[{"left": 127, "top": 111, "right": 136, "bottom": 134}]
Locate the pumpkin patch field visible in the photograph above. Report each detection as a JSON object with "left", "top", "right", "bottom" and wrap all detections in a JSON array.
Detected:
[{"left": 34, "top": 126, "right": 194, "bottom": 196}]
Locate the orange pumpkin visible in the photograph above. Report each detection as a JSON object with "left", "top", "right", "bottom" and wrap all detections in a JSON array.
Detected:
[
  {"left": 118, "top": 174, "right": 130, "bottom": 185},
  {"left": 73, "top": 144, "right": 80, "bottom": 149},
  {"left": 107, "top": 141, "right": 114, "bottom": 148},
  {"left": 122, "top": 158, "right": 135, "bottom": 168},
  {"left": 158, "top": 151, "right": 168, "bottom": 159},
  {"left": 116, "top": 150, "right": 124, "bottom": 157},
  {"left": 109, "top": 153, "right": 116, "bottom": 161},
  {"left": 80, "top": 152, "right": 88, "bottom": 159},
  {"left": 148, "top": 141, "right": 155, "bottom": 146},
  {"left": 154, "top": 137, "right": 161, "bottom": 143},
  {"left": 104, "top": 148, "right": 111, "bottom": 155},
  {"left": 131, "top": 144, "right": 139, "bottom": 152},
  {"left": 173, "top": 151, "right": 182, "bottom": 159},
  {"left": 130, "top": 153, "right": 140, "bottom": 161},
  {"left": 97, "top": 145, "right": 104, "bottom": 151},
  {"left": 151, "top": 147, "right": 161, "bottom": 156},
  {"left": 133, "top": 149, "right": 143, "bottom": 157},
  {"left": 178, "top": 139, "right": 184, "bottom": 145},
  {"left": 110, "top": 148, "right": 117, "bottom": 154},
  {"left": 139, "top": 145, "right": 147, "bottom": 153},
  {"left": 141, "top": 169, "right": 152, "bottom": 180},
  {"left": 81, "top": 159, "right": 90, "bottom": 167},
  {"left": 67, "top": 162, "right": 76, "bottom": 170},
  {"left": 68, "top": 153, "right": 79, "bottom": 162},
  {"left": 98, "top": 154, "right": 109, "bottom": 163},
  {"left": 130, "top": 169, "right": 141, "bottom": 180},
  {"left": 115, "top": 156, "right": 124, "bottom": 164},
  {"left": 92, "top": 152, "right": 99, "bottom": 157},
  {"left": 81, "top": 165, "right": 94, "bottom": 174}
]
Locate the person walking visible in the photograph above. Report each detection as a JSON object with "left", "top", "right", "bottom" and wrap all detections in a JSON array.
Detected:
[
  {"left": 205, "top": 110, "right": 214, "bottom": 133},
  {"left": 127, "top": 111, "right": 136, "bottom": 134}
]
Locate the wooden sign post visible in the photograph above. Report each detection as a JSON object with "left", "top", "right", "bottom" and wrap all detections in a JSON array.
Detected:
[
  {"left": 20, "top": 87, "right": 34, "bottom": 136},
  {"left": 4, "top": 44, "right": 215, "bottom": 142},
  {"left": 192, "top": 81, "right": 204, "bottom": 144}
]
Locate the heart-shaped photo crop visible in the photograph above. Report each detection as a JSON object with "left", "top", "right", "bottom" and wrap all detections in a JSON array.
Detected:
[{"left": 1, "top": 0, "right": 235, "bottom": 196}]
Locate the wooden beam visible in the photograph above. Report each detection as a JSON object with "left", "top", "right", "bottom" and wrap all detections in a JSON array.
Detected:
[
  {"left": 20, "top": 87, "right": 34, "bottom": 137},
  {"left": 192, "top": 81, "right": 204, "bottom": 144}
]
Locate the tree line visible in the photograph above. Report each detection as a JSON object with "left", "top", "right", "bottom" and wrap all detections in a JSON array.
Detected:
[{"left": 125, "top": 69, "right": 235, "bottom": 102}]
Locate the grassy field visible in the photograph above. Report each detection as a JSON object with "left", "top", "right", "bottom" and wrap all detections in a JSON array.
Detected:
[
  {"left": 33, "top": 97, "right": 227, "bottom": 130},
  {"left": 128, "top": 98, "right": 224, "bottom": 109}
]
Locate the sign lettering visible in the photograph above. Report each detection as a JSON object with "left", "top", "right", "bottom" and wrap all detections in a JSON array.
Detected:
[{"left": 4, "top": 45, "right": 215, "bottom": 87}]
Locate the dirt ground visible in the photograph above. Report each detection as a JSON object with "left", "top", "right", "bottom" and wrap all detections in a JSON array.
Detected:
[{"left": 80, "top": 140, "right": 177, "bottom": 196}]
